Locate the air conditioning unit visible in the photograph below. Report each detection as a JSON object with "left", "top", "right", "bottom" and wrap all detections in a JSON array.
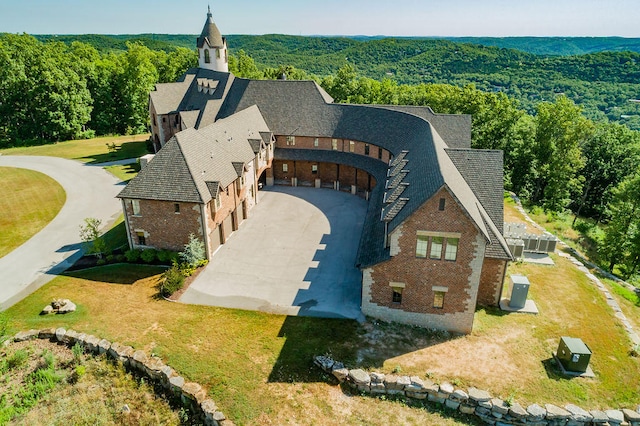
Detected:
[{"left": 508, "top": 274, "right": 530, "bottom": 309}]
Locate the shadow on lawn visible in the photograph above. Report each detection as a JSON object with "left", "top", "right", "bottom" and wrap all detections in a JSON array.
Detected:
[
  {"left": 62, "top": 264, "right": 165, "bottom": 285},
  {"left": 79, "top": 140, "right": 149, "bottom": 164},
  {"left": 267, "top": 314, "right": 464, "bottom": 384}
]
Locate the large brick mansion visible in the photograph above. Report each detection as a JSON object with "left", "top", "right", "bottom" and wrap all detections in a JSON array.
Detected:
[{"left": 118, "top": 8, "right": 512, "bottom": 333}]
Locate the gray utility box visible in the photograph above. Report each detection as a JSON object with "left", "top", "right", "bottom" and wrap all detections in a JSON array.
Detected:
[
  {"left": 509, "top": 274, "right": 530, "bottom": 309},
  {"left": 557, "top": 337, "right": 592, "bottom": 373}
]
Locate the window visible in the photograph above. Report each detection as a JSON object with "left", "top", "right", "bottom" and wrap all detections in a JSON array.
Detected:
[
  {"left": 174, "top": 203, "right": 180, "bottom": 213},
  {"left": 136, "top": 231, "right": 146, "bottom": 246},
  {"left": 204, "top": 49, "right": 210, "bottom": 63},
  {"left": 392, "top": 289, "right": 402, "bottom": 303},
  {"left": 349, "top": 141, "right": 355, "bottom": 152},
  {"left": 312, "top": 164, "right": 318, "bottom": 174},
  {"left": 240, "top": 175, "right": 245, "bottom": 186},
  {"left": 286, "top": 136, "right": 295, "bottom": 146},
  {"left": 332, "top": 139, "right": 338, "bottom": 150},
  {"left": 415, "top": 235, "right": 428, "bottom": 258},
  {"left": 314, "top": 138, "right": 319, "bottom": 147},
  {"left": 132, "top": 200, "right": 140, "bottom": 216},
  {"left": 216, "top": 48, "right": 221, "bottom": 59},
  {"left": 389, "top": 282, "right": 405, "bottom": 304},
  {"left": 282, "top": 163, "right": 288, "bottom": 172},
  {"left": 439, "top": 198, "right": 446, "bottom": 211},
  {"left": 433, "top": 291, "right": 445, "bottom": 309},
  {"left": 430, "top": 237, "right": 443, "bottom": 259},
  {"left": 444, "top": 238, "right": 458, "bottom": 261},
  {"left": 378, "top": 147, "right": 383, "bottom": 159},
  {"left": 364, "top": 144, "right": 370, "bottom": 155}
]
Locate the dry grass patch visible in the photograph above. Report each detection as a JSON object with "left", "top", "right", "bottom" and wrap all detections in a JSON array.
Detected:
[
  {"left": 0, "top": 134, "right": 149, "bottom": 164},
  {"left": 4, "top": 265, "right": 478, "bottom": 425},
  {"left": 0, "top": 167, "right": 66, "bottom": 259},
  {"left": 5, "top": 260, "right": 639, "bottom": 424},
  {"left": 1, "top": 339, "right": 180, "bottom": 425},
  {"left": 370, "top": 255, "right": 640, "bottom": 409}
]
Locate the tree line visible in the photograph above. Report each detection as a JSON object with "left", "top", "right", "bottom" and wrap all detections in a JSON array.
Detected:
[
  {"left": 1, "top": 34, "right": 639, "bottom": 281},
  {"left": 0, "top": 34, "right": 196, "bottom": 147}
]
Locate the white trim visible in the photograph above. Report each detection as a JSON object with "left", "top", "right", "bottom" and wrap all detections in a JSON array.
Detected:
[
  {"left": 432, "top": 286, "right": 449, "bottom": 293},
  {"left": 389, "top": 281, "right": 406, "bottom": 289}
]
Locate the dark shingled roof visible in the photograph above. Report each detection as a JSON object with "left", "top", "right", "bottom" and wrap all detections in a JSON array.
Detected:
[
  {"left": 119, "top": 106, "right": 269, "bottom": 204},
  {"left": 143, "top": 70, "right": 509, "bottom": 266},
  {"left": 447, "top": 149, "right": 511, "bottom": 260}
]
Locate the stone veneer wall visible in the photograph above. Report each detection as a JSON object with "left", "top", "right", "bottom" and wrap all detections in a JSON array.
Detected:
[
  {"left": 313, "top": 355, "right": 640, "bottom": 426},
  {"left": 8, "top": 328, "right": 234, "bottom": 426}
]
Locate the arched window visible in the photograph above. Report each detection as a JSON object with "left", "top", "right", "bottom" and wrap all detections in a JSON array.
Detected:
[{"left": 204, "top": 49, "right": 210, "bottom": 64}]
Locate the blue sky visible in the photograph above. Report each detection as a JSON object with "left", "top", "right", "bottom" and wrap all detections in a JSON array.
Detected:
[{"left": 1, "top": 0, "right": 639, "bottom": 37}]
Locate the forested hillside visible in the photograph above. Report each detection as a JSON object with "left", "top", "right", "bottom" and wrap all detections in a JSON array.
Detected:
[
  {"left": 32, "top": 33, "right": 640, "bottom": 129},
  {"left": 3, "top": 33, "right": 640, "bottom": 280}
]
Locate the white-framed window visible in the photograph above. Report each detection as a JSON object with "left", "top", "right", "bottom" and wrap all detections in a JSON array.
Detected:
[
  {"left": 204, "top": 49, "right": 211, "bottom": 63},
  {"left": 314, "top": 138, "right": 319, "bottom": 147},
  {"left": 444, "top": 238, "right": 459, "bottom": 261},
  {"left": 216, "top": 48, "right": 221, "bottom": 59},
  {"left": 430, "top": 237, "right": 443, "bottom": 259},
  {"left": 349, "top": 140, "right": 355, "bottom": 152},
  {"left": 283, "top": 163, "right": 288, "bottom": 172},
  {"left": 415, "top": 235, "right": 428, "bottom": 258},
  {"left": 132, "top": 199, "right": 140, "bottom": 216},
  {"left": 433, "top": 291, "right": 445, "bottom": 309},
  {"left": 215, "top": 194, "right": 221, "bottom": 210},
  {"left": 136, "top": 231, "right": 146, "bottom": 246},
  {"left": 286, "top": 136, "right": 295, "bottom": 146},
  {"left": 312, "top": 164, "right": 318, "bottom": 174},
  {"left": 389, "top": 282, "right": 405, "bottom": 304},
  {"left": 332, "top": 139, "right": 338, "bottom": 150}
]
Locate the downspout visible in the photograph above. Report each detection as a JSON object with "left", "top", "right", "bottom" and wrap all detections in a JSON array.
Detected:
[
  {"left": 200, "top": 203, "right": 210, "bottom": 260},
  {"left": 121, "top": 199, "right": 133, "bottom": 250}
]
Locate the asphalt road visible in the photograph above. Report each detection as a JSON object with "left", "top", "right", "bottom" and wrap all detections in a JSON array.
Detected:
[{"left": 0, "top": 156, "right": 124, "bottom": 310}]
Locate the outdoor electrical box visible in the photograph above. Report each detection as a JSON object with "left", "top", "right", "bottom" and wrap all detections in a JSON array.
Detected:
[
  {"left": 509, "top": 274, "right": 530, "bottom": 309},
  {"left": 556, "top": 337, "right": 592, "bottom": 373}
]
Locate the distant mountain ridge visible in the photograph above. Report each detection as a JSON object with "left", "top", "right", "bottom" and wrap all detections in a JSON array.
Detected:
[{"left": 33, "top": 34, "right": 640, "bottom": 56}]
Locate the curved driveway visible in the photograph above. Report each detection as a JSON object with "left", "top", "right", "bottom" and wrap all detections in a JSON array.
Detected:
[{"left": 0, "top": 156, "right": 123, "bottom": 310}]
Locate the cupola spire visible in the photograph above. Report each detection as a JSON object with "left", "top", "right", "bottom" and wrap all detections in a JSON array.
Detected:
[{"left": 197, "top": 6, "right": 229, "bottom": 72}]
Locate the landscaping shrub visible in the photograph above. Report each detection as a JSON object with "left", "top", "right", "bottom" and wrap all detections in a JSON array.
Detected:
[
  {"left": 157, "top": 249, "right": 179, "bottom": 264},
  {"left": 105, "top": 254, "right": 115, "bottom": 263},
  {"left": 159, "top": 265, "right": 184, "bottom": 297},
  {"left": 115, "top": 254, "right": 126, "bottom": 263},
  {"left": 179, "top": 234, "right": 206, "bottom": 267},
  {"left": 140, "top": 249, "right": 157, "bottom": 263},
  {"left": 96, "top": 259, "right": 106, "bottom": 266},
  {"left": 124, "top": 249, "right": 141, "bottom": 262}
]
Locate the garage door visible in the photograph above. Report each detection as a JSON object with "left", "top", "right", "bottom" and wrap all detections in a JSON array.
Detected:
[
  {"left": 222, "top": 214, "right": 233, "bottom": 242},
  {"left": 209, "top": 225, "right": 222, "bottom": 254}
]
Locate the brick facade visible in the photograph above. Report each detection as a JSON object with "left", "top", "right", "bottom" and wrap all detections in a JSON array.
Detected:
[
  {"left": 361, "top": 187, "right": 487, "bottom": 333},
  {"left": 123, "top": 198, "right": 204, "bottom": 252},
  {"left": 274, "top": 135, "right": 391, "bottom": 163},
  {"left": 477, "top": 257, "right": 508, "bottom": 307}
]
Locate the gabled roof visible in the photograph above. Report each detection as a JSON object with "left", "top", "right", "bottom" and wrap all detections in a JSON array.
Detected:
[
  {"left": 117, "top": 137, "right": 202, "bottom": 203},
  {"left": 145, "top": 70, "right": 508, "bottom": 267},
  {"left": 197, "top": 7, "right": 225, "bottom": 48},
  {"left": 446, "top": 148, "right": 512, "bottom": 259},
  {"left": 119, "top": 105, "right": 269, "bottom": 204}
]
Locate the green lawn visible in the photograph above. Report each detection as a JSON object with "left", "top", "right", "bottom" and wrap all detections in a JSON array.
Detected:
[
  {"left": 0, "top": 167, "right": 66, "bottom": 259},
  {"left": 0, "top": 134, "right": 150, "bottom": 164},
  {"left": 3, "top": 259, "right": 639, "bottom": 424}
]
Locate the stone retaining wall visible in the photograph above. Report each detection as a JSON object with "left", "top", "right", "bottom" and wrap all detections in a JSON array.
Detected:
[
  {"left": 8, "top": 328, "right": 234, "bottom": 426},
  {"left": 314, "top": 355, "right": 640, "bottom": 426}
]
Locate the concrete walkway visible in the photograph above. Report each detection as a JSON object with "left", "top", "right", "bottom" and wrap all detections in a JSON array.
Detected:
[
  {"left": 0, "top": 156, "right": 123, "bottom": 310},
  {"left": 181, "top": 186, "right": 367, "bottom": 320}
]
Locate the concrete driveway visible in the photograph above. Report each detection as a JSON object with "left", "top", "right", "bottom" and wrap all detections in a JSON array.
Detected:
[
  {"left": 0, "top": 156, "right": 123, "bottom": 310},
  {"left": 180, "top": 186, "right": 367, "bottom": 320}
]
